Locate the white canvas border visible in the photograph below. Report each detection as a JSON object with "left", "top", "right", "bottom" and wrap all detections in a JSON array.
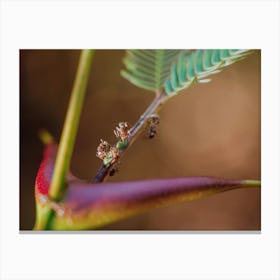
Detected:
[{"left": 1, "top": 1, "right": 279, "bottom": 279}]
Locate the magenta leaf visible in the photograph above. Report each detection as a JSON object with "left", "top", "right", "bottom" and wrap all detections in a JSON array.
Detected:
[{"left": 34, "top": 144, "right": 260, "bottom": 230}]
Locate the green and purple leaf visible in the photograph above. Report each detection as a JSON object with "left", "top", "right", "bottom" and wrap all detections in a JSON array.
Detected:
[{"left": 34, "top": 144, "right": 260, "bottom": 230}]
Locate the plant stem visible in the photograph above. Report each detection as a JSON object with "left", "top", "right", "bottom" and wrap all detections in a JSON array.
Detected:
[
  {"left": 49, "top": 49, "right": 95, "bottom": 200},
  {"left": 93, "top": 92, "right": 166, "bottom": 183},
  {"left": 35, "top": 50, "right": 94, "bottom": 230}
]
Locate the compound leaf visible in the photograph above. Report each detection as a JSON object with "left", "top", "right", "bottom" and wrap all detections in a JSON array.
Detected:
[
  {"left": 164, "top": 49, "right": 254, "bottom": 97},
  {"left": 121, "top": 49, "right": 254, "bottom": 97},
  {"left": 121, "top": 50, "right": 183, "bottom": 92}
]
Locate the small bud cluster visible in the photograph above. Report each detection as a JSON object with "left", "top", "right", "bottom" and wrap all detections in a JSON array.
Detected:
[
  {"left": 96, "top": 139, "right": 111, "bottom": 160},
  {"left": 114, "top": 122, "right": 130, "bottom": 142},
  {"left": 96, "top": 122, "right": 131, "bottom": 175}
]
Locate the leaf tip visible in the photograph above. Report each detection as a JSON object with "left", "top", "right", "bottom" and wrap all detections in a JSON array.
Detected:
[{"left": 38, "top": 129, "right": 54, "bottom": 145}]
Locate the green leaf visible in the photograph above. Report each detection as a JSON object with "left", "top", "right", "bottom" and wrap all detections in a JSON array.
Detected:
[
  {"left": 164, "top": 49, "right": 254, "bottom": 97},
  {"left": 121, "top": 50, "right": 184, "bottom": 92}
]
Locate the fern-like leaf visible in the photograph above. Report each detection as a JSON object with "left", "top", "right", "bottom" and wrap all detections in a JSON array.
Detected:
[
  {"left": 164, "top": 49, "right": 254, "bottom": 96},
  {"left": 121, "top": 50, "right": 184, "bottom": 92}
]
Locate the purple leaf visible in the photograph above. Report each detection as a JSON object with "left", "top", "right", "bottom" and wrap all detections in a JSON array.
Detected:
[{"left": 35, "top": 144, "right": 260, "bottom": 230}]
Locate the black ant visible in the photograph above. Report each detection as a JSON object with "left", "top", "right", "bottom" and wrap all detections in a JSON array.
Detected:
[{"left": 147, "top": 114, "right": 160, "bottom": 138}]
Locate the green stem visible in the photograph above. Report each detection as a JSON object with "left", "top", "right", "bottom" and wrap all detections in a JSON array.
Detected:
[
  {"left": 49, "top": 49, "right": 95, "bottom": 200},
  {"left": 35, "top": 50, "right": 94, "bottom": 230}
]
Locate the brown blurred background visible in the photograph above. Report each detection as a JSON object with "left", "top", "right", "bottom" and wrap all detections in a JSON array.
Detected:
[{"left": 20, "top": 50, "right": 261, "bottom": 230}]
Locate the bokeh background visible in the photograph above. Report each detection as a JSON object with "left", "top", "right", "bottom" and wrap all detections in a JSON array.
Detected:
[{"left": 20, "top": 50, "right": 261, "bottom": 230}]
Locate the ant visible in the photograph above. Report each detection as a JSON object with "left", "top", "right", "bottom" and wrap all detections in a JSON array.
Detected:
[{"left": 147, "top": 114, "right": 160, "bottom": 138}]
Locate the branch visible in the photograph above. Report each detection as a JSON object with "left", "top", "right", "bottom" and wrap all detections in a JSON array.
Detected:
[{"left": 93, "top": 91, "right": 166, "bottom": 182}]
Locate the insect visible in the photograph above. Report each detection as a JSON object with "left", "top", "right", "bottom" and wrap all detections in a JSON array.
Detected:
[
  {"left": 147, "top": 114, "right": 160, "bottom": 138},
  {"left": 96, "top": 139, "right": 111, "bottom": 160},
  {"left": 109, "top": 165, "right": 119, "bottom": 176},
  {"left": 114, "top": 122, "right": 130, "bottom": 142}
]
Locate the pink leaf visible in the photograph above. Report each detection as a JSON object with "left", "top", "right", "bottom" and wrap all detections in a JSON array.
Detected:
[{"left": 35, "top": 144, "right": 260, "bottom": 230}]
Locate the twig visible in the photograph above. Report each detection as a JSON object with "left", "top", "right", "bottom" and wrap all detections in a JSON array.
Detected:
[{"left": 93, "top": 91, "right": 166, "bottom": 183}]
